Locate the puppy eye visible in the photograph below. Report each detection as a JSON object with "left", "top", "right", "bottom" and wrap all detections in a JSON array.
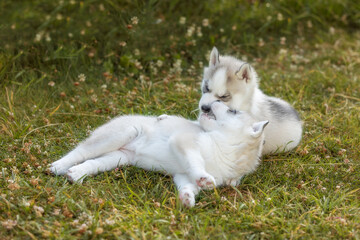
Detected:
[
  {"left": 227, "top": 109, "right": 237, "bottom": 114},
  {"left": 218, "top": 95, "right": 230, "bottom": 101},
  {"left": 202, "top": 82, "right": 210, "bottom": 93}
]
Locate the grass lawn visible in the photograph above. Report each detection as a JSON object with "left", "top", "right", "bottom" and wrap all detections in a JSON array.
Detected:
[{"left": 1, "top": 0, "right": 359, "bottom": 239}]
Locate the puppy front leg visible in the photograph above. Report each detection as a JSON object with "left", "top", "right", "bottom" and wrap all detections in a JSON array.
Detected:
[
  {"left": 185, "top": 149, "right": 217, "bottom": 189},
  {"left": 169, "top": 134, "right": 216, "bottom": 189},
  {"left": 173, "top": 174, "right": 199, "bottom": 207}
]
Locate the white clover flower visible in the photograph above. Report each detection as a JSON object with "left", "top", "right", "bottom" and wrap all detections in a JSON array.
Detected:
[
  {"left": 22, "top": 199, "right": 30, "bottom": 207},
  {"left": 34, "top": 31, "right": 44, "bottom": 42},
  {"left": 279, "top": 48, "right": 288, "bottom": 55},
  {"left": 258, "top": 38, "right": 265, "bottom": 47},
  {"left": 131, "top": 16, "right": 139, "bottom": 25},
  {"left": 179, "top": 16, "right": 186, "bottom": 25},
  {"left": 139, "top": 75, "right": 146, "bottom": 82},
  {"left": 34, "top": 205, "right": 44, "bottom": 213},
  {"left": 1, "top": 220, "right": 17, "bottom": 230},
  {"left": 196, "top": 27, "right": 202, "bottom": 37},
  {"left": 119, "top": 41, "right": 126, "bottom": 47},
  {"left": 91, "top": 94, "right": 98, "bottom": 103},
  {"left": 172, "top": 59, "right": 182, "bottom": 73},
  {"left": 78, "top": 223, "right": 88, "bottom": 232},
  {"left": 329, "top": 27, "right": 335, "bottom": 35},
  {"left": 11, "top": 166, "right": 19, "bottom": 173},
  {"left": 186, "top": 24, "right": 196, "bottom": 37},
  {"left": 45, "top": 33, "right": 51, "bottom": 42},
  {"left": 277, "top": 13, "right": 284, "bottom": 21},
  {"left": 174, "top": 83, "right": 189, "bottom": 92},
  {"left": 78, "top": 73, "right": 86, "bottom": 82},
  {"left": 150, "top": 63, "right": 158, "bottom": 75},
  {"left": 307, "top": 20, "right": 313, "bottom": 28},
  {"left": 134, "top": 60, "right": 143, "bottom": 69},
  {"left": 187, "top": 65, "right": 195, "bottom": 75},
  {"left": 290, "top": 64, "right": 298, "bottom": 70},
  {"left": 105, "top": 219, "right": 115, "bottom": 225},
  {"left": 56, "top": 14, "right": 63, "bottom": 20},
  {"left": 202, "top": 19, "right": 209, "bottom": 27},
  {"left": 280, "top": 37, "right": 286, "bottom": 45},
  {"left": 48, "top": 81, "right": 55, "bottom": 87},
  {"left": 156, "top": 60, "right": 163, "bottom": 67}
]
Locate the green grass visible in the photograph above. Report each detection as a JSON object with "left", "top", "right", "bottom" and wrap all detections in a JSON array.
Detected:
[{"left": 1, "top": 0, "right": 360, "bottom": 239}]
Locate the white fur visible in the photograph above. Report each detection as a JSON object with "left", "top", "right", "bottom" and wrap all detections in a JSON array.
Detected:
[
  {"left": 50, "top": 102, "right": 268, "bottom": 207},
  {"left": 199, "top": 47, "right": 302, "bottom": 154}
]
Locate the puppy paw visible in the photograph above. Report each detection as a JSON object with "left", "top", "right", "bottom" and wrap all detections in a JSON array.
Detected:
[
  {"left": 195, "top": 174, "right": 216, "bottom": 189},
  {"left": 65, "top": 166, "right": 87, "bottom": 183},
  {"left": 179, "top": 188, "right": 195, "bottom": 207},
  {"left": 49, "top": 160, "right": 72, "bottom": 175},
  {"left": 157, "top": 114, "right": 169, "bottom": 121},
  {"left": 225, "top": 179, "right": 239, "bottom": 187}
]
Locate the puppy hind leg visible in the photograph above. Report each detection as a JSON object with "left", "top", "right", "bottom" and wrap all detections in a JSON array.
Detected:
[
  {"left": 50, "top": 127, "right": 138, "bottom": 175},
  {"left": 66, "top": 150, "right": 132, "bottom": 183},
  {"left": 50, "top": 149, "right": 87, "bottom": 175}
]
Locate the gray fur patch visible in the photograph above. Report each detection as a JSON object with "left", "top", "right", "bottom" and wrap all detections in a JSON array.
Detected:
[{"left": 267, "top": 99, "right": 301, "bottom": 121}]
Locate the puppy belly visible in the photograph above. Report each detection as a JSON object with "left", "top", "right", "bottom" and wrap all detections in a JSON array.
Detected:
[{"left": 133, "top": 154, "right": 184, "bottom": 175}]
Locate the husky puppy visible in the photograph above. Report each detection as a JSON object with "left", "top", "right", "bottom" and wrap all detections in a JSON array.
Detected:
[
  {"left": 50, "top": 102, "right": 268, "bottom": 207},
  {"left": 199, "top": 47, "right": 302, "bottom": 154}
]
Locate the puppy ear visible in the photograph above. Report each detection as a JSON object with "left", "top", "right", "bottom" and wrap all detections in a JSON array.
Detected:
[
  {"left": 235, "top": 63, "right": 251, "bottom": 83},
  {"left": 209, "top": 47, "right": 220, "bottom": 67},
  {"left": 251, "top": 120, "right": 269, "bottom": 138}
]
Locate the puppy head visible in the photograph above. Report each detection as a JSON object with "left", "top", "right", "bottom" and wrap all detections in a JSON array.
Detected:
[
  {"left": 199, "top": 47, "right": 258, "bottom": 115},
  {"left": 199, "top": 101, "right": 268, "bottom": 141}
]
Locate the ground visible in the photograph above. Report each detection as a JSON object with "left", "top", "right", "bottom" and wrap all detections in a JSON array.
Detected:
[{"left": 0, "top": 0, "right": 359, "bottom": 239}]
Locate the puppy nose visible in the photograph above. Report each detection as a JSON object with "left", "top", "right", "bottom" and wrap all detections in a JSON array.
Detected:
[{"left": 201, "top": 104, "right": 211, "bottom": 113}]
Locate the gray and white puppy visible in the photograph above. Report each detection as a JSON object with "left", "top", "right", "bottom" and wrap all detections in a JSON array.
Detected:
[{"left": 199, "top": 47, "right": 302, "bottom": 154}]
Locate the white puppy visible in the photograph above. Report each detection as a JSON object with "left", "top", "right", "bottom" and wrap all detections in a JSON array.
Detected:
[
  {"left": 50, "top": 102, "right": 268, "bottom": 207},
  {"left": 199, "top": 47, "right": 302, "bottom": 154}
]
